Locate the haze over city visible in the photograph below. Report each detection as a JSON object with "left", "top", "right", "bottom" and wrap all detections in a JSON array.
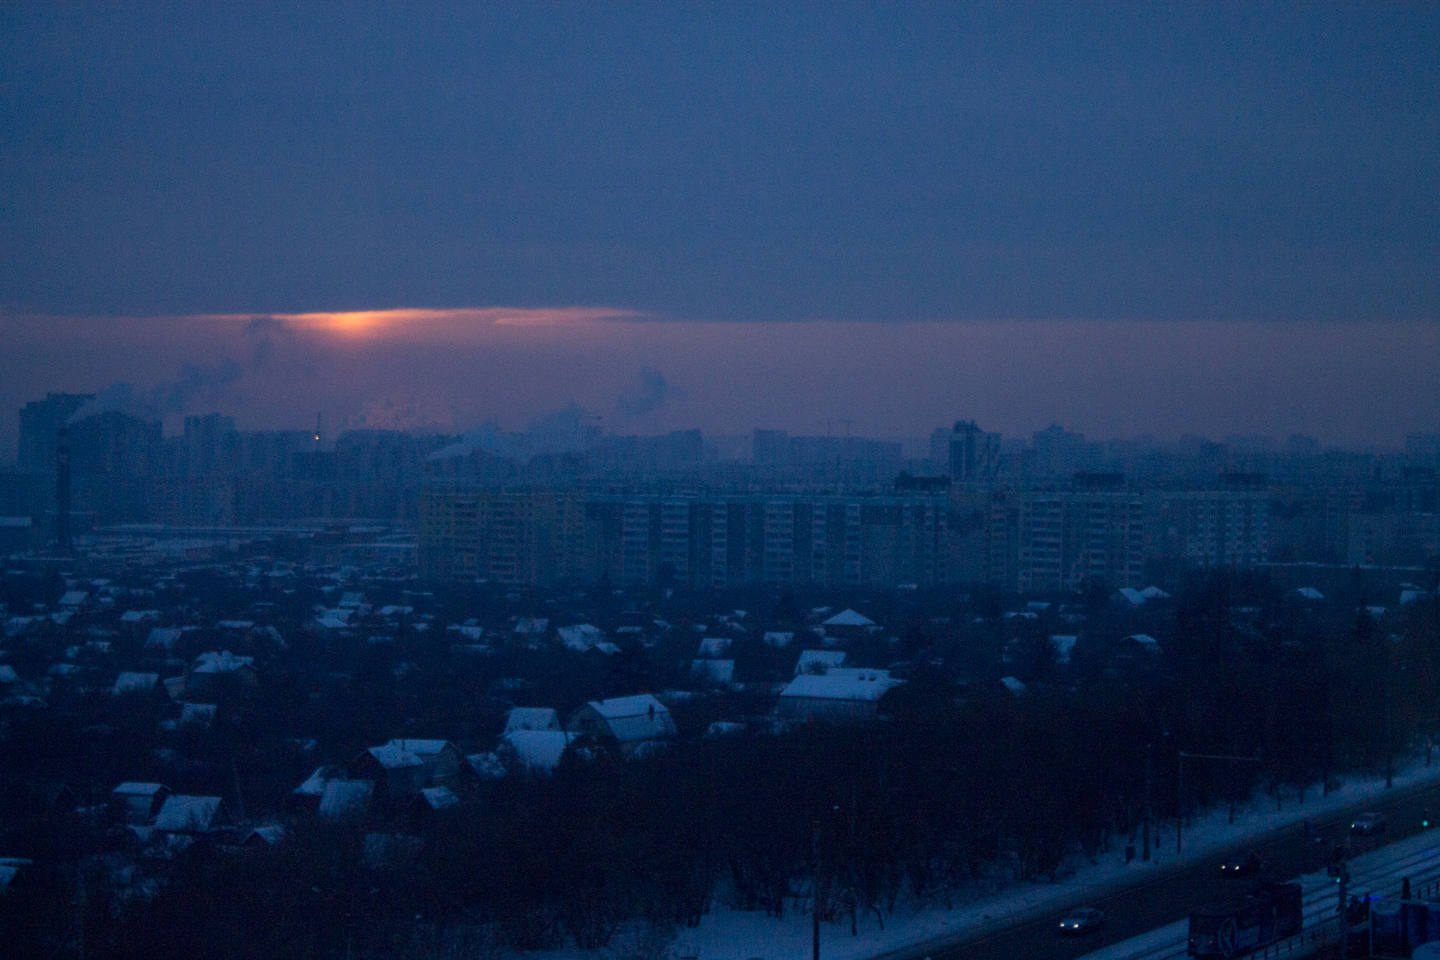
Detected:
[{"left": 3, "top": 4, "right": 1438, "bottom": 457}]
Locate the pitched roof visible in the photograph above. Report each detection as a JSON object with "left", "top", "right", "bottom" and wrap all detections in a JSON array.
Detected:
[
  {"left": 112, "top": 672, "right": 159, "bottom": 695},
  {"left": 690, "top": 659, "right": 736, "bottom": 685},
  {"left": 191, "top": 651, "right": 254, "bottom": 674},
  {"left": 385, "top": 739, "right": 455, "bottom": 758},
  {"left": 581, "top": 694, "right": 677, "bottom": 744},
  {"left": 318, "top": 780, "right": 373, "bottom": 818},
  {"left": 145, "top": 627, "right": 184, "bottom": 649},
  {"left": 823, "top": 608, "right": 875, "bottom": 627},
  {"left": 154, "top": 795, "right": 225, "bottom": 833},
  {"left": 503, "top": 731, "right": 572, "bottom": 772},
  {"left": 504, "top": 707, "right": 560, "bottom": 733},
  {"left": 294, "top": 765, "right": 346, "bottom": 797},
  {"left": 795, "top": 650, "right": 847, "bottom": 675},
  {"left": 780, "top": 672, "right": 901, "bottom": 702},
  {"left": 417, "top": 786, "right": 460, "bottom": 811},
  {"left": 365, "top": 744, "right": 423, "bottom": 769}
]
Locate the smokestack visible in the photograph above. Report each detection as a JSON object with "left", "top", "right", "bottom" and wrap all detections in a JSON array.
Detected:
[{"left": 55, "top": 426, "right": 72, "bottom": 555}]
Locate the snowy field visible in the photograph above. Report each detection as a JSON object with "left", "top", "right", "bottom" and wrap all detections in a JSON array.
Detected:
[{"left": 520, "top": 760, "right": 1440, "bottom": 960}]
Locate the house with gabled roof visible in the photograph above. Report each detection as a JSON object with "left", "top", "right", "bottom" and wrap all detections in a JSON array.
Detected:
[
  {"left": 318, "top": 780, "right": 373, "bottom": 820},
  {"left": 777, "top": 670, "right": 902, "bottom": 722},
  {"left": 351, "top": 744, "right": 426, "bottom": 798},
  {"left": 154, "top": 794, "right": 232, "bottom": 835},
  {"left": 384, "top": 739, "right": 464, "bottom": 787},
  {"left": 504, "top": 707, "right": 561, "bottom": 733},
  {"left": 499, "top": 730, "right": 573, "bottom": 773},
  {"left": 566, "top": 694, "right": 676, "bottom": 758},
  {"left": 110, "top": 782, "right": 171, "bottom": 825}
]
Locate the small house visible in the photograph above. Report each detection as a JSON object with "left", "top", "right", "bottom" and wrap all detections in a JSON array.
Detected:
[
  {"left": 318, "top": 780, "right": 373, "bottom": 820},
  {"left": 566, "top": 694, "right": 677, "bottom": 758},
  {"left": 499, "top": 731, "right": 573, "bottom": 773},
  {"left": 351, "top": 744, "right": 426, "bottom": 798},
  {"left": 384, "top": 739, "right": 464, "bottom": 787},
  {"left": 154, "top": 795, "right": 232, "bottom": 835},
  {"left": 776, "top": 671, "right": 902, "bottom": 722},
  {"left": 110, "top": 782, "right": 171, "bottom": 825}
]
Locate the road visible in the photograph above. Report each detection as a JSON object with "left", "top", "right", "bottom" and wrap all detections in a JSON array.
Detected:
[{"left": 906, "top": 778, "right": 1440, "bottom": 960}]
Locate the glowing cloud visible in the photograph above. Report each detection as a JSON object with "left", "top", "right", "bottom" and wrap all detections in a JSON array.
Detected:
[{"left": 199, "top": 307, "right": 641, "bottom": 335}]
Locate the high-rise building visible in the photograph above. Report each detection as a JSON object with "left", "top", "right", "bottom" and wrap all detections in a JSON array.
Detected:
[
  {"left": 949, "top": 421, "right": 1001, "bottom": 483},
  {"left": 184, "top": 413, "right": 239, "bottom": 478},
  {"left": 419, "top": 486, "right": 961, "bottom": 589},
  {"left": 18, "top": 393, "right": 94, "bottom": 473}
]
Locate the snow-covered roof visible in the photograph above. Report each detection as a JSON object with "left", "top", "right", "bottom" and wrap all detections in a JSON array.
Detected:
[
  {"left": 780, "top": 672, "right": 901, "bottom": 702},
  {"left": 1122, "top": 633, "right": 1159, "bottom": 649},
  {"left": 559, "top": 623, "right": 604, "bottom": 651},
  {"left": 59, "top": 590, "right": 88, "bottom": 607},
  {"left": 513, "top": 617, "right": 549, "bottom": 634},
  {"left": 1051, "top": 635, "right": 1078, "bottom": 664},
  {"left": 191, "top": 651, "right": 254, "bottom": 674},
  {"left": 795, "top": 650, "right": 847, "bottom": 675},
  {"left": 1118, "top": 587, "right": 1146, "bottom": 606},
  {"left": 690, "top": 659, "right": 736, "bottom": 685},
  {"left": 385, "top": 739, "right": 455, "bottom": 758},
  {"left": 180, "top": 703, "right": 217, "bottom": 725},
  {"left": 1296, "top": 587, "right": 1325, "bottom": 600},
  {"left": 1000, "top": 676, "right": 1027, "bottom": 695},
  {"left": 244, "top": 825, "right": 285, "bottom": 847},
  {"left": 294, "top": 765, "right": 346, "bottom": 797},
  {"left": 112, "top": 782, "right": 167, "bottom": 797},
  {"left": 145, "top": 627, "right": 184, "bottom": 649},
  {"left": 504, "top": 707, "right": 561, "bottom": 733},
  {"left": 154, "top": 795, "right": 224, "bottom": 833},
  {"left": 366, "top": 744, "right": 423, "bottom": 770},
  {"left": 1141, "top": 586, "right": 1170, "bottom": 599},
  {"left": 319, "top": 780, "right": 373, "bottom": 818},
  {"left": 763, "top": 631, "right": 795, "bottom": 648},
  {"left": 112, "top": 672, "right": 159, "bottom": 695},
  {"left": 417, "top": 786, "right": 460, "bottom": 811},
  {"left": 580, "top": 694, "right": 677, "bottom": 744},
  {"left": 503, "top": 730, "right": 572, "bottom": 772},
  {"left": 0, "top": 665, "right": 16, "bottom": 684},
  {"left": 120, "top": 609, "right": 159, "bottom": 623},
  {"left": 698, "top": 636, "right": 732, "bottom": 657},
  {"left": 823, "top": 608, "right": 875, "bottom": 627}
]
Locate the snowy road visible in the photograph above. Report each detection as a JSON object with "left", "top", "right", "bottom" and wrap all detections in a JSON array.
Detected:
[{"left": 1077, "top": 829, "right": 1440, "bottom": 960}]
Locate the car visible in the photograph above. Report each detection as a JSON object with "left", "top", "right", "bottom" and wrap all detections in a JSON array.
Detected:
[
  {"left": 1219, "top": 850, "right": 1267, "bottom": 877},
  {"left": 1352, "top": 812, "right": 1387, "bottom": 836},
  {"left": 1058, "top": 907, "right": 1105, "bottom": 935}
]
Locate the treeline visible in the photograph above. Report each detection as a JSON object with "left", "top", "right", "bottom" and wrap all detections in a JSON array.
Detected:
[{"left": 4, "top": 570, "right": 1440, "bottom": 957}]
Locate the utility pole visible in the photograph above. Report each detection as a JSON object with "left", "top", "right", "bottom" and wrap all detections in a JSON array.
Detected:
[
  {"left": 1177, "top": 752, "right": 1184, "bottom": 855},
  {"left": 812, "top": 819, "right": 821, "bottom": 960},
  {"left": 1143, "top": 743, "right": 1152, "bottom": 862}
]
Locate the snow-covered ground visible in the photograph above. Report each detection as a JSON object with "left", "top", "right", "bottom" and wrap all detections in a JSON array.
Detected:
[{"left": 523, "top": 760, "right": 1440, "bottom": 960}]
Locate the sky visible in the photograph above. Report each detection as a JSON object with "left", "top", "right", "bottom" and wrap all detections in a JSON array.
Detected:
[{"left": 2, "top": 3, "right": 1438, "bottom": 455}]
